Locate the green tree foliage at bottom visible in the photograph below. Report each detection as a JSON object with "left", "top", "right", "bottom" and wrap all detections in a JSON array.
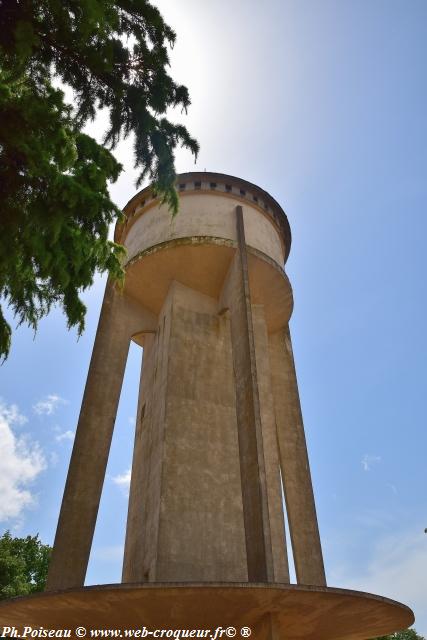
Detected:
[
  {"left": 0, "top": 531, "right": 51, "bottom": 599},
  {"left": 371, "top": 630, "right": 425, "bottom": 640}
]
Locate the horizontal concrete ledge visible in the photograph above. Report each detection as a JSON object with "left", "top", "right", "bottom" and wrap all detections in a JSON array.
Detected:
[
  {"left": 125, "top": 235, "right": 237, "bottom": 269},
  {"left": 126, "top": 236, "right": 289, "bottom": 277},
  {"left": 0, "top": 583, "right": 414, "bottom": 640},
  {"left": 123, "top": 239, "right": 293, "bottom": 331}
]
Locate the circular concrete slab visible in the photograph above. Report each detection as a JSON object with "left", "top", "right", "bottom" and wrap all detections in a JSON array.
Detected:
[{"left": 0, "top": 583, "right": 414, "bottom": 640}]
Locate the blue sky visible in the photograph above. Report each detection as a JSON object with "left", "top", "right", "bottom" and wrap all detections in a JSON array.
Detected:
[{"left": 1, "top": 0, "right": 426, "bottom": 634}]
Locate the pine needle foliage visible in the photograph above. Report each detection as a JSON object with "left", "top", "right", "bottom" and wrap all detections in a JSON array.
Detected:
[{"left": 0, "top": 0, "right": 199, "bottom": 359}]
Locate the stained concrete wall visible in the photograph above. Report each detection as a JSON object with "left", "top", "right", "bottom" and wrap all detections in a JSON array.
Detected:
[
  {"left": 124, "top": 282, "right": 248, "bottom": 582},
  {"left": 124, "top": 193, "right": 285, "bottom": 268},
  {"left": 122, "top": 200, "right": 295, "bottom": 584}
]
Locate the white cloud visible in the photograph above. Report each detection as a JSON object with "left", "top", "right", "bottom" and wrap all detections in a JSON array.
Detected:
[
  {"left": 112, "top": 468, "right": 131, "bottom": 494},
  {"left": 55, "top": 429, "right": 75, "bottom": 443},
  {"left": 335, "top": 529, "right": 427, "bottom": 637},
  {"left": 33, "top": 394, "right": 66, "bottom": 416},
  {"left": 361, "top": 453, "right": 381, "bottom": 471},
  {"left": 0, "top": 400, "right": 28, "bottom": 426},
  {"left": 0, "top": 402, "right": 46, "bottom": 522}
]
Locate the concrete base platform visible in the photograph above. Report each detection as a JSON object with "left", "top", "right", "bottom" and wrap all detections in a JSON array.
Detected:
[{"left": 0, "top": 583, "right": 414, "bottom": 640}]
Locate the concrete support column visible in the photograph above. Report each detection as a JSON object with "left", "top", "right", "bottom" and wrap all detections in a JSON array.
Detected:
[
  {"left": 269, "top": 327, "right": 326, "bottom": 586},
  {"left": 121, "top": 311, "right": 170, "bottom": 584},
  {"left": 251, "top": 305, "right": 289, "bottom": 583},
  {"left": 221, "top": 206, "right": 274, "bottom": 582},
  {"left": 47, "top": 281, "right": 156, "bottom": 591},
  {"left": 122, "top": 349, "right": 147, "bottom": 583}
]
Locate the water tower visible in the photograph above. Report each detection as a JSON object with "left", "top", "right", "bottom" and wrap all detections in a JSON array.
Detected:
[{"left": 0, "top": 173, "right": 413, "bottom": 639}]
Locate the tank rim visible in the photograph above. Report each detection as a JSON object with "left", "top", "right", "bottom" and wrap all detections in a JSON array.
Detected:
[{"left": 118, "top": 171, "right": 292, "bottom": 260}]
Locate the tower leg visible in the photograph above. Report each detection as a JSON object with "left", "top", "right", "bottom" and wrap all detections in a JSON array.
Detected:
[
  {"left": 252, "top": 305, "right": 289, "bottom": 583},
  {"left": 221, "top": 206, "right": 274, "bottom": 582},
  {"left": 269, "top": 326, "right": 326, "bottom": 586},
  {"left": 122, "top": 346, "right": 147, "bottom": 583},
  {"left": 46, "top": 281, "right": 156, "bottom": 591}
]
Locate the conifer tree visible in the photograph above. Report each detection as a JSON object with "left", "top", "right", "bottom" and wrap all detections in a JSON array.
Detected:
[{"left": 0, "top": 0, "right": 198, "bottom": 358}]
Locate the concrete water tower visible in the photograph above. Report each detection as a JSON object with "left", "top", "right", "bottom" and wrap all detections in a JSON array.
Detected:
[{"left": 0, "top": 173, "right": 413, "bottom": 638}]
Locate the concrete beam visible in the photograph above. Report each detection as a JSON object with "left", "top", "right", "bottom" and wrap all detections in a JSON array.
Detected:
[
  {"left": 122, "top": 348, "right": 147, "bottom": 583},
  {"left": 220, "top": 206, "right": 274, "bottom": 582},
  {"left": 46, "top": 280, "right": 157, "bottom": 591},
  {"left": 269, "top": 326, "right": 326, "bottom": 586},
  {"left": 251, "top": 305, "right": 289, "bottom": 583}
]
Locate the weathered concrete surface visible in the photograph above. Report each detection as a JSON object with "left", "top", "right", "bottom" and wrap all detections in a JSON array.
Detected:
[
  {"left": 251, "top": 305, "right": 289, "bottom": 583},
  {"left": 123, "top": 282, "right": 247, "bottom": 582},
  {"left": 46, "top": 281, "right": 157, "bottom": 591},
  {"left": 247, "top": 249, "right": 293, "bottom": 332},
  {"left": 123, "top": 240, "right": 292, "bottom": 333},
  {"left": 220, "top": 207, "right": 273, "bottom": 582},
  {"left": 269, "top": 326, "right": 326, "bottom": 586},
  {"left": 120, "top": 172, "right": 291, "bottom": 267},
  {"left": 124, "top": 192, "right": 285, "bottom": 266},
  {"left": 0, "top": 583, "right": 414, "bottom": 640},
  {"left": 122, "top": 203, "right": 294, "bottom": 584},
  {"left": 122, "top": 287, "right": 174, "bottom": 583}
]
